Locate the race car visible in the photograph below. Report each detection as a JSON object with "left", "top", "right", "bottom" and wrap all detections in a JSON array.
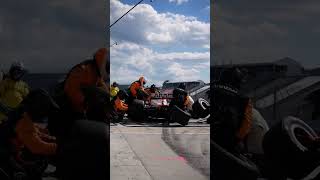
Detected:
[
  {"left": 143, "top": 89, "right": 172, "bottom": 121},
  {"left": 127, "top": 84, "right": 210, "bottom": 126},
  {"left": 145, "top": 85, "right": 210, "bottom": 120},
  {"left": 126, "top": 86, "right": 170, "bottom": 122}
]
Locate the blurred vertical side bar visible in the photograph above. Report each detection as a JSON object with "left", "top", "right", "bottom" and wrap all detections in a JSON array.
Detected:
[
  {"left": 105, "top": 0, "right": 110, "bottom": 178},
  {"left": 210, "top": 0, "right": 214, "bottom": 179}
]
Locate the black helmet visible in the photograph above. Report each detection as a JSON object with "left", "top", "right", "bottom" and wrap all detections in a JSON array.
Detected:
[
  {"left": 9, "top": 62, "right": 27, "bottom": 81},
  {"left": 150, "top": 84, "right": 157, "bottom": 93},
  {"left": 112, "top": 82, "right": 118, "bottom": 87},
  {"left": 22, "top": 89, "right": 60, "bottom": 122}
]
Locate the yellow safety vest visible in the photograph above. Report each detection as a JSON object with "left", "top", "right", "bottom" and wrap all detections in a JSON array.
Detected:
[{"left": 0, "top": 78, "right": 29, "bottom": 124}]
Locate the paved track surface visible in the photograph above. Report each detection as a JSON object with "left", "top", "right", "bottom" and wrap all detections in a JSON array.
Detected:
[{"left": 110, "top": 119, "right": 210, "bottom": 180}]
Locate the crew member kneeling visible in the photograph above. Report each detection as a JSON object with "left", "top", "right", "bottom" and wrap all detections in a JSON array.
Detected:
[{"left": 0, "top": 89, "right": 59, "bottom": 180}]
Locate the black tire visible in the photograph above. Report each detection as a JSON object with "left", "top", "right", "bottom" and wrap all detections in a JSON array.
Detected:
[
  {"left": 117, "top": 114, "right": 124, "bottom": 122},
  {"left": 58, "top": 120, "right": 109, "bottom": 180},
  {"left": 128, "top": 99, "right": 145, "bottom": 121},
  {"left": 111, "top": 112, "right": 124, "bottom": 123},
  {"left": 263, "top": 116, "right": 320, "bottom": 180},
  {"left": 13, "top": 172, "right": 27, "bottom": 180},
  {"left": 162, "top": 120, "right": 170, "bottom": 127},
  {"left": 0, "top": 169, "right": 27, "bottom": 180},
  {"left": 192, "top": 98, "right": 210, "bottom": 118},
  {"left": 110, "top": 114, "right": 119, "bottom": 123},
  {"left": 206, "top": 112, "right": 212, "bottom": 124},
  {"left": 170, "top": 105, "right": 191, "bottom": 126},
  {"left": 211, "top": 141, "right": 260, "bottom": 180}
]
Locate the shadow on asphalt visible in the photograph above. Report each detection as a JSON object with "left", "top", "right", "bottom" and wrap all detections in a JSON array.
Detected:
[{"left": 161, "top": 127, "right": 210, "bottom": 178}]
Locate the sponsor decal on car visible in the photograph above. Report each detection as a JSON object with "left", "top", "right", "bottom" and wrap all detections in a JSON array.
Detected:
[{"left": 153, "top": 93, "right": 173, "bottom": 99}]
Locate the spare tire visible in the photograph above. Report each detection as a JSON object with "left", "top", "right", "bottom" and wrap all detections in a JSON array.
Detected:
[
  {"left": 263, "top": 116, "right": 320, "bottom": 180},
  {"left": 128, "top": 99, "right": 145, "bottom": 121},
  {"left": 211, "top": 141, "right": 260, "bottom": 180},
  {"left": 192, "top": 98, "right": 210, "bottom": 118},
  {"left": 170, "top": 105, "right": 191, "bottom": 126}
]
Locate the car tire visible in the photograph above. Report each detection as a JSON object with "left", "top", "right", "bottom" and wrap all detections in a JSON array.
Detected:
[
  {"left": 211, "top": 141, "right": 260, "bottom": 180},
  {"left": 170, "top": 105, "right": 191, "bottom": 126},
  {"left": 128, "top": 99, "right": 145, "bottom": 121},
  {"left": 206, "top": 113, "right": 212, "bottom": 124},
  {"left": 117, "top": 114, "right": 124, "bottom": 122},
  {"left": 192, "top": 98, "right": 210, "bottom": 118},
  {"left": 263, "top": 116, "right": 320, "bottom": 180},
  {"left": 162, "top": 119, "right": 170, "bottom": 127}
]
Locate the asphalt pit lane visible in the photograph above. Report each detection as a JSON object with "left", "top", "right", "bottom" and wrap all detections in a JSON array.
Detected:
[{"left": 152, "top": 156, "right": 187, "bottom": 163}]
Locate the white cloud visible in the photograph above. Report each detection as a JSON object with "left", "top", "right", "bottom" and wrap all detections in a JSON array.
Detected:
[
  {"left": 111, "top": 41, "right": 209, "bottom": 62},
  {"left": 110, "top": 0, "right": 209, "bottom": 49},
  {"left": 155, "top": 52, "right": 209, "bottom": 61},
  {"left": 110, "top": 41, "right": 209, "bottom": 85},
  {"left": 193, "top": 61, "right": 210, "bottom": 69},
  {"left": 167, "top": 62, "right": 200, "bottom": 81},
  {"left": 169, "top": 0, "right": 189, "bottom": 5},
  {"left": 110, "top": 0, "right": 210, "bottom": 85},
  {"left": 146, "top": 32, "right": 173, "bottom": 43}
]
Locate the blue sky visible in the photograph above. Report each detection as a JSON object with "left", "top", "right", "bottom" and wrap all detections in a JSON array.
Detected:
[
  {"left": 110, "top": 0, "right": 210, "bottom": 86},
  {"left": 121, "top": 0, "right": 210, "bottom": 23}
]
